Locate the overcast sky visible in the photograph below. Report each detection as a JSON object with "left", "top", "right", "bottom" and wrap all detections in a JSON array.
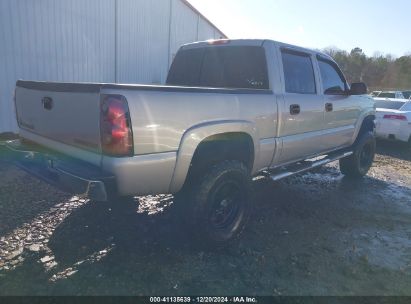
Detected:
[{"left": 188, "top": 0, "right": 411, "bottom": 57}]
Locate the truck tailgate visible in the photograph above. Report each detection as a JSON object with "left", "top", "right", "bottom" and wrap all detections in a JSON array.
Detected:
[{"left": 15, "top": 81, "right": 103, "bottom": 155}]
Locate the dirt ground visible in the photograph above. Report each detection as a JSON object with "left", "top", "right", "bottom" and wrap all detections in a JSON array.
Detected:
[{"left": 0, "top": 140, "right": 410, "bottom": 296}]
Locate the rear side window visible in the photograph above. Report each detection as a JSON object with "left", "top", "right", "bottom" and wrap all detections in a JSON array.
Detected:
[
  {"left": 167, "top": 46, "right": 269, "bottom": 89},
  {"left": 281, "top": 51, "right": 316, "bottom": 94},
  {"left": 318, "top": 58, "right": 347, "bottom": 94}
]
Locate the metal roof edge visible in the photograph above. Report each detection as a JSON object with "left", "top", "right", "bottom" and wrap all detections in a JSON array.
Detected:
[{"left": 180, "top": 0, "right": 228, "bottom": 39}]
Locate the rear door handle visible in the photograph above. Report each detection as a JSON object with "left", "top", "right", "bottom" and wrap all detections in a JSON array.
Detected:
[
  {"left": 325, "top": 103, "right": 333, "bottom": 112},
  {"left": 290, "top": 104, "right": 300, "bottom": 115}
]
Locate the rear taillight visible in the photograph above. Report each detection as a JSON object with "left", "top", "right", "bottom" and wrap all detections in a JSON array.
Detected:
[
  {"left": 383, "top": 114, "right": 407, "bottom": 121},
  {"left": 100, "top": 95, "right": 133, "bottom": 156}
]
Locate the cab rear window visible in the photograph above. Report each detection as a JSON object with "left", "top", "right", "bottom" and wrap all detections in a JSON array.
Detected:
[{"left": 167, "top": 46, "right": 269, "bottom": 90}]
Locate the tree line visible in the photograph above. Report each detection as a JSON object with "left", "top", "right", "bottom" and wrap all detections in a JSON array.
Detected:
[{"left": 323, "top": 47, "right": 411, "bottom": 91}]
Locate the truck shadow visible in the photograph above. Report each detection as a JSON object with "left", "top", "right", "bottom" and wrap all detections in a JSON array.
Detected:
[
  {"left": 2, "top": 165, "right": 411, "bottom": 295},
  {"left": 376, "top": 140, "right": 411, "bottom": 162},
  {"left": 47, "top": 197, "right": 192, "bottom": 268}
]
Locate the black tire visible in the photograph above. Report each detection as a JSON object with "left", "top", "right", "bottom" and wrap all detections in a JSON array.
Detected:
[
  {"left": 340, "top": 131, "right": 376, "bottom": 178},
  {"left": 182, "top": 160, "right": 252, "bottom": 247}
]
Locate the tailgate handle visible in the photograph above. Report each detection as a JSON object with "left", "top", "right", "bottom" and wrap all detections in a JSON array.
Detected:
[{"left": 42, "top": 97, "right": 53, "bottom": 110}]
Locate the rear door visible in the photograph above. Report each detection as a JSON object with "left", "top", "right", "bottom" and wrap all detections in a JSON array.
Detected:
[
  {"left": 317, "top": 56, "right": 360, "bottom": 150},
  {"left": 277, "top": 48, "right": 326, "bottom": 164}
]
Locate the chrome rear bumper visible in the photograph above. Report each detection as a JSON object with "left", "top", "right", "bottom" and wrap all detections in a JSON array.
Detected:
[{"left": 0, "top": 139, "right": 115, "bottom": 201}]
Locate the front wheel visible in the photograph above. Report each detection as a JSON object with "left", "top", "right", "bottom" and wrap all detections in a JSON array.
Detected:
[
  {"left": 340, "top": 131, "right": 376, "bottom": 178},
  {"left": 183, "top": 160, "right": 252, "bottom": 247}
]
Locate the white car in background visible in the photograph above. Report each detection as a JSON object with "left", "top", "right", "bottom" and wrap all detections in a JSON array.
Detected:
[
  {"left": 375, "top": 99, "right": 411, "bottom": 146},
  {"left": 376, "top": 91, "right": 406, "bottom": 99}
]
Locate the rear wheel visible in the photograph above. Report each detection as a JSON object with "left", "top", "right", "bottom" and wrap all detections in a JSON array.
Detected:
[
  {"left": 179, "top": 160, "right": 251, "bottom": 247},
  {"left": 340, "top": 131, "right": 376, "bottom": 178}
]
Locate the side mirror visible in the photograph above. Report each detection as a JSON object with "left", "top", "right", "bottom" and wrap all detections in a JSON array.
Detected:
[{"left": 350, "top": 82, "right": 367, "bottom": 95}]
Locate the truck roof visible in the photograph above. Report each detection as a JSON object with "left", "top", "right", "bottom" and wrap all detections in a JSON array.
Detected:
[{"left": 181, "top": 39, "right": 334, "bottom": 61}]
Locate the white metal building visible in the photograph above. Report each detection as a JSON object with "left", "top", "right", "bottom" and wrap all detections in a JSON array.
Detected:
[{"left": 0, "top": 0, "right": 226, "bottom": 133}]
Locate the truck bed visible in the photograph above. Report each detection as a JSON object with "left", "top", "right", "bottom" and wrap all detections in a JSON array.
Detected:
[{"left": 15, "top": 80, "right": 274, "bottom": 158}]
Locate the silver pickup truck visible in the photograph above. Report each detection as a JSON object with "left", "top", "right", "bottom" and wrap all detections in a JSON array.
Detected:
[{"left": 4, "top": 39, "right": 376, "bottom": 245}]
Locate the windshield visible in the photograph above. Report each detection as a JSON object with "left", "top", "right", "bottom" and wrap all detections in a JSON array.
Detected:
[
  {"left": 375, "top": 101, "right": 405, "bottom": 109},
  {"left": 400, "top": 102, "right": 411, "bottom": 111},
  {"left": 378, "top": 92, "right": 396, "bottom": 98},
  {"left": 402, "top": 91, "right": 411, "bottom": 99}
]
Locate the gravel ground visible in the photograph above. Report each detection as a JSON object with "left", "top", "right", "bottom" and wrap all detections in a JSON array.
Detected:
[{"left": 0, "top": 140, "right": 410, "bottom": 296}]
